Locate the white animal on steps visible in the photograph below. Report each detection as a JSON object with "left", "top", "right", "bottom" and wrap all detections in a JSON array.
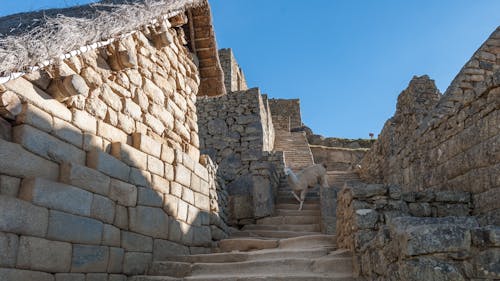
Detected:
[{"left": 285, "top": 164, "right": 329, "bottom": 210}]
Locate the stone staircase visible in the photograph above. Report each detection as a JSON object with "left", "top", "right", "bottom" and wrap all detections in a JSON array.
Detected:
[
  {"left": 274, "top": 130, "right": 314, "bottom": 172},
  {"left": 326, "top": 171, "right": 361, "bottom": 189},
  {"left": 130, "top": 169, "right": 355, "bottom": 281}
]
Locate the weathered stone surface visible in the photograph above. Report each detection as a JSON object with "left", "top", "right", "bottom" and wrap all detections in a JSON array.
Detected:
[
  {"left": 72, "top": 109, "right": 97, "bottom": 134},
  {"left": 182, "top": 187, "right": 195, "bottom": 205},
  {"left": 0, "top": 268, "right": 54, "bottom": 281},
  {"left": 108, "top": 274, "right": 127, "bottom": 281},
  {"left": 17, "top": 236, "right": 71, "bottom": 272},
  {"left": 60, "top": 162, "right": 110, "bottom": 196},
  {"left": 71, "top": 244, "right": 109, "bottom": 273},
  {"left": 123, "top": 252, "right": 152, "bottom": 275},
  {"left": 114, "top": 205, "right": 129, "bottom": 230},
  {"left": 472, "top": 248, "right": 500, "bottom": 278},
  {"left": 109, "top": 179, "right": 137, "bottom": 207},
  {"left": 13, "top": 124, "right": 85, "bottom": 165},
  {"left": 408, "top": 202, "right": 432, "bottom": 217},
  {"left": 401, "top": 257, "right": 466, "bottom": 281},
  {"left": 0, "top": 116, "right": 11, "bottom": 141},
  {"left": 161, "top": 144, "right": 175, "bottom": 164},
  {"left": 55, "top": 273, "right": 85, "bottom": 281},
  {"left": 102, "top": 224, "right": 120, "bottom": 247},
  {"left": 151, "top": 174, "right": 169, "bottom": 194},
  {"left": 87, "top": 149, "right": 130, "bottom": 182},
  {"left": 0, "top": 138, "right": 59, "bottom": 180},
  {"left": 91, "top": 194, "right": 116, "bottom": 224},
  {"left": 121, "top": 230, "right": 153, "bottom": 252},
  {"left": 0, "top": 195, "right": 48, "bottom": 237},
  {"left": 53, "top": 117, "right": 83, "bottom": 147},
  {"left": 16, "top": 103, "right": 53, "bottom": 133},
  {"left": 129, "top": 206, "right": 169, "bottom": 239},
  {"left": 47, "top": 210, "right": 103, "bottom": 244},
  {"left": 148, "top": 155, "right": 164, "bottom": 176},
  {"left": 163, "top": 194, "right": 179, "bottom": 217},
  {"left": 153, "top": 239, "right": 189, "bottom": 260},
  {"left": 20, "top": 177, "right": 93, "bottom": 216},
  {"left": 194, "top": 192, "right": 210, "bottom": 211},
  {"left": 85, "top": 273, "right": 108, "bottom": 281},
  {"left": 0, "top": 232, "right": 18, "bottom": 267},
  {"left": 138, "top": 186, "right": 163, "bottom": 207},
  {"left": 110, "top": 142, "right": 147, "bottom": 170},
  {"left": 129, "top": 168, "right": 151, "bottom": 187},
  {"left": 435, "top": 191, "right": 471, "bottom": 203},
  {"left": 192, "top": 225, "right": 212, "bottom": 246},
  {"left": 108, "top": 247, "right": 125, "bottom": 273}
]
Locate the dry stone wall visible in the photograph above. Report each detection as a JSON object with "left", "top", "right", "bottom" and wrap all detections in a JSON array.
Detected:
[
  {"left": 336, "top": 181, "right": 499, "bottom": 280},
  {"left": 310, "top": 145, "right": 367, "bottom": 171},
  {"left": 197, "top": 88, "right": 284, "bottom": 225},
  {"left": 218, "top": 48, "right": 248, "bottom": 93},
  {"left": 268, "top": 98, "right": 302, "bottom": 132},
  {"left": 360, "top": 28, "right": 500, "bottom": 225},
  {"left": 0, "top": 15, "right": 229, "bottom": 281}
]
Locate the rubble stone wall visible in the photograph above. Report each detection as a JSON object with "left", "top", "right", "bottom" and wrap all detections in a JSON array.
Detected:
[
  {"left": 0, "top": 17, "right": 229, "bottom": 281},
  {"left": 268, "top": 98, "right": 302, "bottom": 132},
  {"left": 360, "top": 28, "right": 500, "bottom": 225},
  {"left": 197, "top": 88, "right": 284, "bottom": 225},
  {"left": 336, "top": 181, "right": 500, "bottom": 280},
  {"left": 218, "top": 48, "right": 248, "bottom": 93}
]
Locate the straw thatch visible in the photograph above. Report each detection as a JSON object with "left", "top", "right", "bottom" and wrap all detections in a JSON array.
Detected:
[{"left": 0, "top": 0, "right": 205, "bottom": 77}]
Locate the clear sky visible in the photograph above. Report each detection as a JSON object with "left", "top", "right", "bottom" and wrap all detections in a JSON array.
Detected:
[{"left": 1, "top": 1, "right": 499, "bottom": 139}]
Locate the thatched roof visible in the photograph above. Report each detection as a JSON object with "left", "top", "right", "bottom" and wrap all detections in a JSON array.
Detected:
[{"left": 0, "top": 0, "right": 205, "bottom": 78}]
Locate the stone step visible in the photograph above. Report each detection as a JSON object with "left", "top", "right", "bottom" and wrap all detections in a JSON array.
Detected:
[
  {"left": 275, "top": 209, "right": 320, "bottom": 216},
  {"left": 232, "top": 230, "right": 322, "bottom": 239},
  {"left": 276, "top": 197, "right": 320, "bottom": 204},
  {"left": 148, "top": 256, "right": 352, "bottom": 277},
  {"left": 275, "top": 203, "right": 320, "bottom": 210},
  {"left": 216, "top": 235, "right": 336, "bottom": 253},
  {"left": 160, "top": 247, "right": 332, "bottom": 263},
  {"left": 257, "top": 215, "right": 320, "bottom": 225},
  {"left": 132, "top": 273, "right": 355, "bottom": 281},
  {"left": 242, "top": 223, "right": 321, "bottom": 232}
]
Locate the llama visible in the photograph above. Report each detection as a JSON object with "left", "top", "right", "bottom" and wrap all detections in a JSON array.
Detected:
[{"left": 285, "top": 164, "right": 329, "bottom": 210}]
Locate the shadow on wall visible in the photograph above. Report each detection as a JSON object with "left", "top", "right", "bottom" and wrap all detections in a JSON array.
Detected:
[{"left": 0, "top": 84, "right": 225, "bottom": 279}]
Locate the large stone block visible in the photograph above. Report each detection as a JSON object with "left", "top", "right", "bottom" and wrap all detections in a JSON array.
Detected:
[
  {"left": 17, "top": 235, "right": 72, "bottom": 272},
  {"left": 161, "top": 144, "right": 175, "bottom": 164},
  {"left": 194, "top": 192, "right": 210, "bottom": 211},
  {"left": 129, "top": 206, "right": 169, "bottom": 239},
  {"left": 164, "top": 163, "right": 174, "bottom": 181},
  {"left": 85, "top": 273, "right": 108, "bottom": 281},
  {"left": 0, "top": 232, "right": 18, "bottom": 267},
  {"left": 97, "top": 120, "right": 127, "bottom": 144},
  {"left": 110, "top": 142, "right": 147, "bottom": 170},
  {"left": 53, "top": 117, "right": 83, "bottom": 148},
  {"left": 15, "top": 103, "right": 53, "bottom": 133},
  {"left": 138, "top": 186, "right": 164, "bottom": 207},
  {"left": 0, "top": 138, "right": 59, "bottom": 180},
  {"left": 192, "top": 225, "right": 212, "bottom": 247},
  {"left": 123, "top": 252, "right": 152, "bottom": 275},
  {"left": 177, "top": 199, "right": 189, "bottom": 222},
  {"left": 109, "top": 274, "right": 127, "bottom": 281},
  {"left": 71, "top": 244, "right": 109, "bottom": 273},
  {"left": 102, "top": 224, "right": 120, "bottom": 247},
  {"left": 148, "top": 155, "right": 164, "bottom": 176},
  {"left": 121, "top": 230, "right": 153, "bottom": 252},
  {"left": 91, "top": 194, "right": 116, "bottom": 224},
  {"left": 13, "top": 124, "right": 85, "bottom": 165},
  {"left": 0, "top": 175, "right": 21, "bottom": 197},
  {"left": 153, "top": 239, "right": 190, "bottom": 261},
  {"left": 175, "top": 164, "right": 191, "bottom": 187},
  {"left": 0, "top": 195, "right": 48, "bottom": 237},
  {"left": 5, "top": 77, "right": 71, "bottom": 122},
  {"left": 132, "top": 133, "right": 161, "bottom": 157},
  {"left": 60, "top": 162, "right": 110, "bottom": 196},
  {"left": 87, "top": 149, "right": 130, "bottom": 182},
  {"left": 20, "top": 177, "right": 93, "bottom": 217},
  {"left": 0, "top": 116, "right": 11, "bottom": 141},
  {"left": 0, "top": 268, "right": 54, "bottom": 281},
  {"left": 151, "top": 174, "right": 169, "bottom": 194},
  {"left": 114, "top": 205, "right": 129, "bottom": 230},
  {"left": 47, "top": 210, "right": 103, "bottom": 244},
  {"left": 108, "top": 247, "right": 125, "bottom": 273},
  {"left": 163, "top": 194, "right": 179, "bottom": 217},
  {"left": 129, "top": 168, "right": 151, "bottom": 187},
  {"left": 182, "top": 187, "right": 195, "bottom": 205},
  {"left": 72, "top": 109, "right": 97, "bottom": 134},
  {"left": 109, "top": 179, "right": 137, "bottom": 207}
]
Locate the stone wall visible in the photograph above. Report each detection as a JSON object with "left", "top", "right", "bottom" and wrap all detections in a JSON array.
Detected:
[
  {"left": 268, "top": 98, "right": 302, "bottom": 132},
  {"left": 0, "top": 15, "right": 229, "bottom": 281},
  {"left": 336, "top": 181, "right": 499, "bottom": 280},
  {"left": 308, "top": 135, "right": 375, "bottom": 149},
  {"left": 310, "top": 145, "right": 367, "bottom": 171},
  {"left": 218, "top": 48, "right": 248, "bottom": 93},
  {"left": 360, "top": 28, "right": 500, "bottom": 224},
  {"left": 197, "top": 88, "right": 284, "bottom": 225}
]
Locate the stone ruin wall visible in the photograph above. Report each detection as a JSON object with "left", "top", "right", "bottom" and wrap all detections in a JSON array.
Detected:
[
  {"left": 336, "top": 182, "right": 499, "bottom": 280},
  {"left": 0, "top": 15, "right": 230, "bottom": 281},
  {"left": 268, "top": 98, "right": 302, "bottom": 132},
  {"left": 196, "top": 88, "right": 284, "bottom": 225},
  {"left": 218, "top": 48, "right": 248, "bottom": 93},
  {"left": 310, "top": 145, "right": 367, "bottom": 171},
  {"left": 360, "top": 28, "right": 500, "bottom": 225}
]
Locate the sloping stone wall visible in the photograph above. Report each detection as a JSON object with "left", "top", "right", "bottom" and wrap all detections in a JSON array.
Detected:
[
  {"left": 310, "top": 145, "right": 367, "bottom": 171},
  {"left": 218, "top": 48, "right": 248, "bottom": 93},
  {"left": 197, "top": 88, "right": 284, "bottom": 225},
  {"left": 360, "top": 28, "right": 500, "bottom": 224},
  {"left": 336, "top": 181, "right": 499, "bottom": 280},
  {"left": 0, "top": 15, "right": 229, "bottom": 281},
  {"left": 268, "top": 98, "right": 302, "bottom": 132}
]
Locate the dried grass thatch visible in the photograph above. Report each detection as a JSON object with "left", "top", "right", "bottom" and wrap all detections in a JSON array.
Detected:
[{"left": 0, "top": 0, "right": 205, "bottom": 77}]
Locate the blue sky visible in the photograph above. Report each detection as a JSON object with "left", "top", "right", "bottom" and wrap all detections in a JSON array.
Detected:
[{"left": 1, "top": 1, "right": 499, "bottom": 139}]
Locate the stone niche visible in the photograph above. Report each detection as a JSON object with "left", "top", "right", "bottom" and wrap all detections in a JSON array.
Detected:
[{"left": 197, "top": 88, "right": 284, "bottom": 225}]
